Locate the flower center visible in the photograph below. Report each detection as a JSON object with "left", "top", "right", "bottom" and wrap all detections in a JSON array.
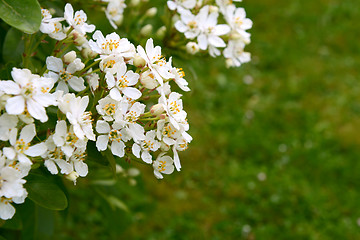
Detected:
[
  {"left": 49, "top": 147, "right": 64, "bottom": 159},
  {"left": 74, "top": 13, "right": 85, "bottom": 25},
  {"left": 125, "top": 110, "right": 138, "bottom": 123},
  {"left": 187, "top": 21, "right": 197, "bottom": 30},
  {"left": 117, "top": 75, "right": 129, "bottom": 89},
  {"left": 81, "top": 112, "right": 93, "bottom": 124},
  {"left": 60, "top": 69, "right": 72, "bottom": 82},
  {"left": 22, "top": 83, "right": 35, "bottom": 98},
  {"left": 102, "top": 40, "right": 120, "bottom": 52},
  {"left": 109, "top": 129, "right": 122, "bottom": 142},
  {"left": 15, "top": 139, "right": 30, "bottom": 153},
  {"left": 103, "top": 103, "right": 116, "bottom": 116},
  {"left": 157, "top": 160, "right": 166, "bottom": 172},
  {"left": 163, "top": 125, "right": 176, "bottom": 137},
  {"left": 169, "top": 101, "right": 181, "bottom": 114},
  {"left": 66, "top": 132, "right": 79, "bottom": 146}
]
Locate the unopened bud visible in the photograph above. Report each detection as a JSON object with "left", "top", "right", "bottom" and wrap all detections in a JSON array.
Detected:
[
  {"left": 186, "top": 42, "right": 199, "bottom": 55},
  {"left": 49, "top": 8, "right": 56, "bottom": 15},
  {"left": 62, "top": 50, "right": 77, "bottom": 65},
  {"left": 209, "top": 5, "right": 219, "bottom": 13},
  {"left": 156, "top": 26, "right": 166, "bottom": 39},
  {"left": 128, "top": 168, "right": 140, "bottom": 177},
  {"left": 140, "top": 70, "right": 158, "bottom": 89},
  {"left": 145, "top": 7, "right": 157, "bottom": 17},
  {"left": 140, "top": 24, "right": 153, "bottom": 37},
  {"left": 65, "top": 171, "right": 79, "bottom": 184},
  {"left": 160, "top": 142, "right": 170, "bottom": 152},
  {"left": 115, "top": 15, "right": 124, "bottom": 26},
  {"left": 130, "top": 0, "right": 140, "bottom": 6},
  {"left": 196, "top": 0, "right": 203, "bottom": 8},
  {"left": 225, "top": 58, "right": 234, "bottom": 68},
  {"left": 70, "top": 31, "right": 87, "bottom": 46},
  {"left": 150, "top": 104, "right": 165, "bottom": 116},
  {"left": 133, "top": 54, "right": 146, "bottom": 68},
  {"left": 159, "top": 113, "right": 167, "bottom": 120},
  {"left": 81, "top": 47, "right": 98, "bottom": 59},
  {"left": 115, "top": 164, "right": 124, "bottom": 173}
]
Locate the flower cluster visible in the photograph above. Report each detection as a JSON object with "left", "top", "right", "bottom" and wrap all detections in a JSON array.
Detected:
[
  {"left": 170, "top": 0, "right": 252, "bottom": 67},
  {"left": 0, "top": 3, "right": 191, "bottom": 220}
]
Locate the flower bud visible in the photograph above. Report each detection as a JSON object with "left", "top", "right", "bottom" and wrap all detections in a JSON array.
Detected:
[
  {"left": 70, "top": 30, "right": 87, "bottom": 46},
  {"left": 186, "top": 42, "right": 199, "bottom": 55},
  {"left": 145, "top": 7, "right": 157, "bottom": 17},
  {"left": 156, "top": 26, "right": 166, "bottom": 39},
  {"left": 128, "top": 168, "right": 140, "bottom": 177},
  {"left": 140, "top": 24, "right": 153, "bottom": 37},
  {"left": 150, "top": 104, "right": 165, "bottom": 116},
  {"left": 114, "top": 15, "right": 124, "bottom": 26},
  {"left": 62, "top": 50, "right": 77, "bottom": 65},
  {"left": 160, "top": 142, "right": 170, "bottom": 152},
  {"left": 65, "top": 171, "right": 79, "bottom": 184},
  {"left": 159, "top": 113, "right": 167, "bottom": 120},
  {"left": 116, "top": 164, "right": 125, "bottom": 173},
  {"left": 196, "top": 0, "right": 203, "bottom": 8},
  {"left": 209, "top": 5, "right": 219, "bottom": 13},
  {"left": 130, "top": 0, "right": 140, "bottom": 6},
  {"left": 133, "top": 54, "right": 146, "bottom": 68},
  {"left": 49, "top": 8, "right": 56, "bottom": 15},
  {"left": 81, "top": 47, "right": 98, "bottom": 59},
  {"left": 225, "top": 58, "right": 234, "bottom": 68},
  {"left": 140, "top": 70, "right": 158, "bottom": 89}
]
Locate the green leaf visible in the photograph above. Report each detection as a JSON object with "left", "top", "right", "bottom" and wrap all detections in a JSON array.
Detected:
[
  {"left": 25, "top": 171, "right": 68, "bottom": 210},
  {"left": 0, "top": 0, "right": 41, "bottom": 34},
  {"left": 106, "top": 196, "right": 129, "bottom": 212},
  {"left": 2, "top": 28, "right": 24, "bottom": 63}
]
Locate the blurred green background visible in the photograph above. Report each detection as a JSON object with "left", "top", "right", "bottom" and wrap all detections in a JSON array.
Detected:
[{"left": 2, "top": 0, "right": 360, "bottom": 239}]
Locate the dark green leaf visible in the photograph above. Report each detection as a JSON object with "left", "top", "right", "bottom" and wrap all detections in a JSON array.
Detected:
[
  {"left": 25, "top": 171, "right": 68, "bottom": 210},
  {"left": 0, "top": 0, "right": 41, "bottom": 34},
  {"left": 2, "top": 28, "right": 24, "bottom": 63}
]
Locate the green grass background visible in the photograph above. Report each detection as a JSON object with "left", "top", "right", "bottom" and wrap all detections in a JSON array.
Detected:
[
  {"left": 2, "top": 0, "right": 360, "bottom": 239},
  {"left": 59, "top": 0, "right": 360, "bottom": 239}
]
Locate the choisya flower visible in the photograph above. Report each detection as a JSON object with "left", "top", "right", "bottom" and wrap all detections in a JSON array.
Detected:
[
  {"left": 96, "top": 120, "right": 131, "bottom": 157},
  {"left": 132, "top": 130, "right": 161, "bottom": 164},
  {"left": 64, "top": 3, "right": 95, "bottom": 35},
  {"left": 45, "top": 56, "right": 86, "bottom": 93},
  {"left": 0, "top": 68, "right": 56, "bottom": 122},
  {"left": 103, "top": 0, "right": 126, "bottom": 29},
  {"left": 40, "top": 8, "right": 66, "bottom": 40},
  {"left": 105, "top": 62, "right": 142, "bottom": 100},
  {"left": 223, "top": 40, "right": 250, "bottom": 67},
  {"left": 2, "top": 124, "right": 47, "bottom": 166},
  {"left": 58, "top": 93, "right": 96, "bottom": 141},
  {"left": 137, "top": 38, "right": 174, "bottom": 86},
  {"left": 167, "top": 0, "right": 196, "bottom": 12},
  {"left": 153, "top": 153, "right": 174, "bottom": 179},
  {"left": 89, "top": 30, "right": 135, "bottom": 60}
]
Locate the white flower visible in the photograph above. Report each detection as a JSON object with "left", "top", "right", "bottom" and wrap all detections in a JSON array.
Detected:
[
  {"left": 224, "top": 5, "right": 252, "bottom": 41},
  {"left": 43, "top": 136, "right": 73, "bottom": 175},
  {"left": 223, "top": 40, "right": 250, "bottom": 67},
  {"left": 0, "top": 114, "right": 18, "bottom": 141},
  {"left": 52, "top": 120, "right": 87, "bottom": 157},
  {"left": 40, "top": 9, "right": 66, "bottom": 40},
  {"left": 0, "top": 198, "right": 16, "bottom": 220},
  {"left": 45, "top": 56, "right": 86, "bottom": 93},
  {"left": 137, "top": 38, "right": 174, "bottom": 86},
  {"left": 168, "top": 58, "right": 190, "bottom": 92},
  {"left": 159, "top": 92, "right": 187, "bottom": 130},
  {"left": 89, "top": 30, "right": 135, "bottom": 59},
  {"left": 0, "top": 68, "right": 56, "bottom": 122},
  {"left": 96, "top": 120, "right": 131, "bottom": 157},
  {"left": 175, "top": 9, "right": 202, "bottom": 39},
  {"left": 66, "top": 148, "right": 88, "bottom": 177},
  {"left": 64, "top": 3, "right": 95, "bottom": 35},
  {"left": 85, "top": 68, "right": 99, "bottom": 93},
  {"left": 197, "top": 6, "right": 231, "bottom": 55},
  {"left": 115, "top": 102, "right": 146, "bottom": 142},
  {"left": 104, "top": 0, "right": 126, "bottom": 29},
  {"left": 152, "top": 153, "right": 174, "bottom": 179},
  {"left": 105, "top": 62, "right": 141, "bottom": 100},
  {"left": 167, "top": 0, "right": 196, "bottom": 12},
  {"left": 96, "top": 96, "right": 125, "bottom": 122},
  {"left": 2, "top": 124, "right": 47, "bottom": 166},
  {"left": 132, "top": 130, "right": 160, "bottom": 164},
  {"left": 58, "top": 93, "right": 96, "bottom": 141}
]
